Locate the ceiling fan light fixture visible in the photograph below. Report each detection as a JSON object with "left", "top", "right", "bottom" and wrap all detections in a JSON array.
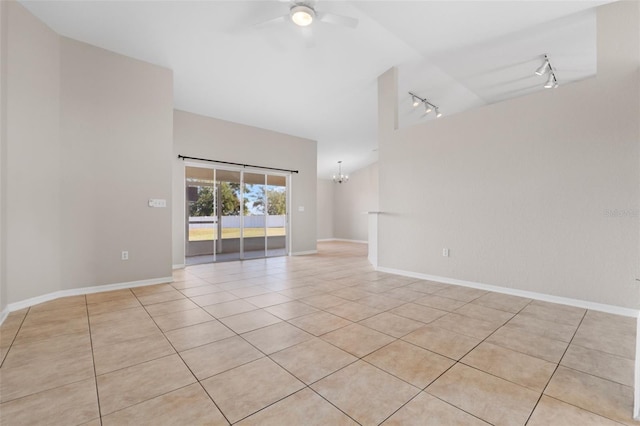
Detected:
[{"left": 290, "top": 5, "right": 315, "bottom": 27}]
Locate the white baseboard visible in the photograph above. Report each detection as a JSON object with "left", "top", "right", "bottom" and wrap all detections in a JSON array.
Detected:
[
  {"left": 0, "top": 306, "right": 9, "bottom": 326},
  {"left": 318, "top": 238, "right": 368, "bottom": 244},
  {"left": 291, "top": 250, "right": 318, "bottom": 256},
  {"left": 376, "top": 266, "right": 639, "bottom": 318},
  {"left": 4, "top": 276, "right": 173, "bottom": 315},
  {"left": 172, "top": 264, "right": 185, "bottom": 270}
]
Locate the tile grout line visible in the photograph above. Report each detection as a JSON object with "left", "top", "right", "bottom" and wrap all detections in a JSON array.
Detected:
[
  {"left": 523, "top": 308, "right": 588, "bottom": 425},
  {"left": 84, "top": 295, "right": 104, "bottom": 425},
  {"left": 385, "top": 294, "right": 537, "bottom": 425},
  {"left": 0, "top": 306, "right": 30, "bottom": 369},
  {"left": 305, "top": 386, "right": 364, "bottom": 426},
  {"left": 133, "top": 286, "right": 234, "bottom": 425}
]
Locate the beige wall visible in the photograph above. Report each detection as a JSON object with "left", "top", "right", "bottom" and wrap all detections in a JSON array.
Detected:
[
  {"left": 3, "top": 2, "right": 173, "bottom": 305},
  {"left": 317, "top": 162, "right": 379, "bottom": 242},
  {"left": 0, "top": 0, "right": 8, "bottom": 313},
  {"left": 333, "top": 162, "right": 379, "bottom": 242},
  {"left": 317, "top": 179, "right": 334, "bottom": 240},
  {"left": 172, "top": 110, "right": 317, "bottom": 265},
  {"left": 5, "top": 1, "right": 61, "bottom": 305},
  {"left": 377, "top": 1, "right": 640, "bottom": 309},
  {"left": 59, "top": 38, "right": 173, "bottom": 290}
]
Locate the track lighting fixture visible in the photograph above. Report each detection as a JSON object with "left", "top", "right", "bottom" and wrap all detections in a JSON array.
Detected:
[
  {"left": 409, "top": 92, "right": 442, "bottom": 118},
  {"left": 535, "top": 54, "right": 558, "bottom": 89},
  {"left": 332, "top": 161, "right": 348, "bottom": 184}
]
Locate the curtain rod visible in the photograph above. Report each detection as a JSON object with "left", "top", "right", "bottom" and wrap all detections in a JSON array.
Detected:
[{"left": 178, "top": 155, "right": 299, "bottom": 174}]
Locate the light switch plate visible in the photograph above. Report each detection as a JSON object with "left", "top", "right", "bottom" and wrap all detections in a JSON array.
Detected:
[{"left": 148, "top": 199, "right": 167, "bottom": 208}]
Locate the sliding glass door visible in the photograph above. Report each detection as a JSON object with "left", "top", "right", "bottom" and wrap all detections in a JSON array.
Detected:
[{"left": 185, "top": 165, "right": 288, "bottom": 264}]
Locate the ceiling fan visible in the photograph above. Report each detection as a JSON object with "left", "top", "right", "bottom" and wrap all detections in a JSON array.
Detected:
[{"left": 257, "top": 1, "right": 359, "bottom": 31}]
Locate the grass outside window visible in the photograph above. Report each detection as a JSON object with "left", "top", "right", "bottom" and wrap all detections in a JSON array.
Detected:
[{"left": 189, "top": 227, "right": 286, "bottom": 241}]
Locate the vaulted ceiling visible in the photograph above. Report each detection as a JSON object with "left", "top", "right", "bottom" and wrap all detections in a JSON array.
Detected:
[{"left": 21, "top": 0, "right": 613, "bottom": 177}]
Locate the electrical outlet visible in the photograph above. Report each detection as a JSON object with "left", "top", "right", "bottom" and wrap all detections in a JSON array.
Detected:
[
  {"left": 121, "top": 251, "right": 129, "bottom": 261},
  {"left": 442, "top": 248, "right": 449, "bottom": 257}
]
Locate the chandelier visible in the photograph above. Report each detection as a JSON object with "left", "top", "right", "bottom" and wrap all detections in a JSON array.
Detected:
[{"left": 332, "top": 161, "right": 349, "bottom": 184}]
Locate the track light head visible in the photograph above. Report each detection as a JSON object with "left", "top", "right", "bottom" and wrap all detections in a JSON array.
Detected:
[
  {"left": 435, "top": 107, "right": 442, "bottom": 118},
  {"left": 424, "top": 103, "right": 432, "bottom": 114},
  {"left": 544, "top": 73, "right": 556, "bottom": 89},
  {"left": 412, "top": 96, "right": 420, "bottom": 107},
  {"left": 535, "top": 60, "right": 550, "bottom": 76}
]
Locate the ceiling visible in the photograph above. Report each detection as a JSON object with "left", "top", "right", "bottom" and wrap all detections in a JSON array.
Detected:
[{"left": 21, "top": 0, "right": 613, "bottom": 178}]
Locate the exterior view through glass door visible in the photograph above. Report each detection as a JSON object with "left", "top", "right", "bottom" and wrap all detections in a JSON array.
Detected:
[{"left": 185, "top": 165, "right": 288, "bottom": 264}]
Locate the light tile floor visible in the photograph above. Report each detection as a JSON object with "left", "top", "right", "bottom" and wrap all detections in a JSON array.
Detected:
[{"left": 0, "top": 241, "right": 636, "bottom": 425}]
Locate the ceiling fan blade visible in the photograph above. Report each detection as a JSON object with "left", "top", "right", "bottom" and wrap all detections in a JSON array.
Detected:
[
  {"left": 253, "top": 14, "right": 289, "bottom": 28},
  {"left": 317, "top": 12, "right": 358, "bottom": 29}
]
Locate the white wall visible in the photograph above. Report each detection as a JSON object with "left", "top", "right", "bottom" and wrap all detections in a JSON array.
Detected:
[
  {"left": 3, "top": 2, "right": 174, "bottom": 305},
  {"left": 317, "top": 179, "right": 334, "bottom": 240},
  {"left": 377, "top": 1, "right": 640, "bottom": 310},
  {"left": 333, "top": 162, "right": 379, "bottom": 242},
  {"left": 172, "top": 110, "right": 317, "bottom": 265}
]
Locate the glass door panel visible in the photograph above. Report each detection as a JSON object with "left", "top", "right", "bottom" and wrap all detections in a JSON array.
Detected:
[
  {"left": 216, "top": 169, "right": 242, "bottom": 262},
  {"left": 266, "top": 174, "right": 287, "bottom": 257},
  {"left": 185, "top": 166, "right": 216, "bottom": 265},
  {"left": 243, "top": 172, "right": 267, "bottom": 259}
]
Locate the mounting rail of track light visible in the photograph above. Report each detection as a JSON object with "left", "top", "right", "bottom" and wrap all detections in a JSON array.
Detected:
[
  {"left": 409, "top": 92, "right": 442, "bottom": 118},
  {"left": 535, "top": 54, "right": 558, "bottom": 89}
]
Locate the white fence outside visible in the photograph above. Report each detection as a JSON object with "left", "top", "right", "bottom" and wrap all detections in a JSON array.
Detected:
[{"left": 190, "top": 215, "right": 286, "bottom": 229}]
